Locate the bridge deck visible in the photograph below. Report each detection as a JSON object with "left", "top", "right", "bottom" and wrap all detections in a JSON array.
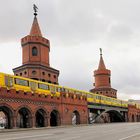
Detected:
[{"left": 88, "top": 103, "right": 128, "bottom": 112}]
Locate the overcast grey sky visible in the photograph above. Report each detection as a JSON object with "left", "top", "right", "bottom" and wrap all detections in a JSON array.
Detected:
[{"left": 0, "top": 0, "right": 140, "bottom": 100}]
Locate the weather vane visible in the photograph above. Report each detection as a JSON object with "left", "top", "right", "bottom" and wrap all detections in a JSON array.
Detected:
[
  {"left": 100, "top": 48, "right": 102, "bottom": 56},
  {"left": 33, "top": 4, "right": 38, "bottom": 16}
]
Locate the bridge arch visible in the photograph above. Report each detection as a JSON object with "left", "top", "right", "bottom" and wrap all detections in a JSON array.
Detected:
[
  {"left": 0, "top": 104, "right": 14, "bottom": 129},
  {"left": 16, "top": 106, "right": 32, "bottom": 128},
  {"left": 35, "top": 108, "right": 48, "bottom": 127},
  {"left": 105, "top": 110, "right": 125, "bottom": 122},
  {"left": 72, "top": 110, "right": 80, "bottom": 125},
  {"left": 95, "top": 110, "right": 125, "bottom": 123},
  {"left": 50, "top": 110, "right": 61, "bottom": 126}
]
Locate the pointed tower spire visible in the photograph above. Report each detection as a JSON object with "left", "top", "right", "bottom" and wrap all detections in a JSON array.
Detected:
[
  {"left": 90, "top": 49, "right": 117, "bottom": 98},
  {"left": 98, "top": 48, "right": 106, "bottom": 70},
  {"left": 30, "top": 4, "right": 42, "bottom": 36}
]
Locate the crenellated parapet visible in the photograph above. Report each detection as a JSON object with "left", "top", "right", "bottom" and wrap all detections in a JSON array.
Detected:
[
  {"left": 61, "top": 92, "right": 87, "bottom": 106},
  {"left": 21, "top": 35, "right": 50, "bottom": 49}
]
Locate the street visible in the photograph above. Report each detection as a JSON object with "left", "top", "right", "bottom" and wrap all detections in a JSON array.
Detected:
[{"left": 0, "top": 123, "right": 140, "bottom": 140}]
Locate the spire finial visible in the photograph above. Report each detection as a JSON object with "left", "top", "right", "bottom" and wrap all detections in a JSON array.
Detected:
[
  {"left": 100, "top": 48, "right": 102, "bottom": 56},
  {"left": 33, "top": 4, "right": 38, "bottom": 16}
]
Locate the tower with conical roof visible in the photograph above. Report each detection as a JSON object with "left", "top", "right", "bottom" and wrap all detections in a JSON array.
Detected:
[
  {"left": 13, "top": 5, "right": 59, "bottom": 84},
  {"left": 90, "top": 48, "right": 117, "bottom": 98}
]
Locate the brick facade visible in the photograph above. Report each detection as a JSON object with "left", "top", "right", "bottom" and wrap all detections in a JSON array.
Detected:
[
  {"left": 0, "top": 87, "right": 88, "bottom": 128},
  {"left": 128, "top": 105, "right": 140, "bottom": 122}
]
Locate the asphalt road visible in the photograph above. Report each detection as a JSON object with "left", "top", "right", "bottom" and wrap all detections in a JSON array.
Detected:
[{"left": 1, "top": 123, "right": 140, "bottom": 140}]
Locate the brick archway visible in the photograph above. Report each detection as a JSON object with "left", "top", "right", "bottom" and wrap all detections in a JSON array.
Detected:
[
  {"left": 0, "top": 104, "right": 14, "bottom": 129},
  {"left": 16, "top": 106, "right": 33, "bottom": 128},
  {"left": 50, "top": 110, "right": 61, "bottom": 126},
  {"left": 35, "top": 108, "right": 48, "bottom": 127},
  {"left": 72, "top": 110, "right": 80, "bottom": 125}
]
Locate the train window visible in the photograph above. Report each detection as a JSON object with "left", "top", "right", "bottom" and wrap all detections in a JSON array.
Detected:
[
  {"left": 30, "top": 82, "right": 37, "bottom": 91},
  {"left": 78, "top": 92, "right": 81, "bottom": 95},
  {"left": 88, "top": 94, "right": 92, "bottom": 98},
  {"left": 50, "top": 86, "right": 56, "bottom": 93},
  {"left": 96, "top": 96, "right": 100, "bottom": 99},
  {"left": 107, "top": 98, "right": 110, "bottom": 101},
  {"left": 65, "top": 89, "right": 69, "bottom": 93},
  {"left": 38, "top": 83, "right": 49, "bottom": 90},
  {"left": 15, "top": 78, "right": 29, "bottom": 86},
  {"left": 57, "top": 87, "right": 61, "bottom": 92},
  {"left": 61, "top": 88, "right": 65, "bottom": 92},
  {"left": 102, "top": 97, "right": 105, "bottom": 100},
  {"left": 5, "top": 76, "right": 13, "bottom": 87}
]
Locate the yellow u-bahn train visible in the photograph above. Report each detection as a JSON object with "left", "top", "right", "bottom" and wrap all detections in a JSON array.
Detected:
[{"left": 0, "top": 72, "right": 139, "bottom": 109}]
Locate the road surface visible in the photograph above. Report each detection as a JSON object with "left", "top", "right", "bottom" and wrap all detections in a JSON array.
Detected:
[{"left": 0, "top": 123, "right": 140, "bottom": 140}]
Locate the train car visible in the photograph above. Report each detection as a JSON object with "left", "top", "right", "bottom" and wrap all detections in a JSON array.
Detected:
[
  {"left": 87, "top": 91, "right": 128, "bottom": 108},
  {"left": 121, "top": 100, "right": 128, "bottom": 108},
  {"left": 62, "top": 86, "right": 87, "bottom": 99},
  {"left": 100, "top": 95, "right": 111, "bottom": 105},
  {"left": 87, "top": 92, "right": 96, "bottom": 103},
  {"left": 0, "top": 72, "right": 62, "bottom": 97}
]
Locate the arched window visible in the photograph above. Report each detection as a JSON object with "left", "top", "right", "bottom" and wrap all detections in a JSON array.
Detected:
[{"left": 32, "top": 47, "right": 38, "bottom": 56}]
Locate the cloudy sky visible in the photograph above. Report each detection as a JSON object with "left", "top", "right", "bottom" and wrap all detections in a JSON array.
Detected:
[{"left": 0, "top": 0, "right": 140, "bottom": 100}]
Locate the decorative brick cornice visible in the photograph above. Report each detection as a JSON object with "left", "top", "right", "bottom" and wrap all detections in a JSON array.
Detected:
[{"left": 13, "top": 63, "right": 59, "bottom": 75}]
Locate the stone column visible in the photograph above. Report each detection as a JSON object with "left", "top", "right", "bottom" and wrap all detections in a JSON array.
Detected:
[
  {"left": 31, "top": 115, "right": 36, "bottom": 128},
  {"left": 44, "top": 116, "right": 48, "bottom": 127},
  {"left": 125, "top": 112, "right": 128, "bottom": 122},
  {"left": 47, "top": 117, "right": 50, "bottom": 127},
  {"left": 13, "top": 115, "right": 17, "bottom": 129}
]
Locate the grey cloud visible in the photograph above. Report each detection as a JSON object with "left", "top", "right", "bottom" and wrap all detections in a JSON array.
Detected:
[{"left": 107, "top": 23, "right": 133, "bottom": 42}]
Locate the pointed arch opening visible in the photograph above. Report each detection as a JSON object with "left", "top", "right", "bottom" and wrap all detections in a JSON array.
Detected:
[
  {"left": 35, "top": 109, "right": 47, "bottom": 127},
  {"left": 0, "top": 106, "right": 13, "bottom": 129},
  {"left": 50, "top": 110, "right": 60, "bottom": 127},
  {"left": 17, "top": 107, "right": 32, "bottom": 128},
  {"left": 72, "top": 110, "right": 80, "bottom": 125}
]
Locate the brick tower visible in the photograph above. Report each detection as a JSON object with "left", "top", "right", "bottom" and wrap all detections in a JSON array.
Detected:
[
  {"left": 13, "top": 6, "right": 59, "bottom": 84},
  {"left": 90, "top": 49, "right": 117, "bottom": 98}
]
